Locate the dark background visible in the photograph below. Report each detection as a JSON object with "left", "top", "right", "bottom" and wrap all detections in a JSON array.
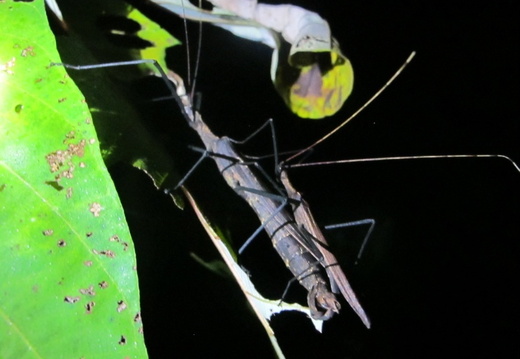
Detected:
[{"left": 54, "top": 0, "right": 519, "bottom": 357}]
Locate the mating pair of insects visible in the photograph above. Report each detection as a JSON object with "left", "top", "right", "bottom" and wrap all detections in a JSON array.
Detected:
[
  {"left": 59, "top": 49, "right": 519, "bottom": 330},
  {"left": 60, "top": 55, "right": 378, "bottom": 327}
]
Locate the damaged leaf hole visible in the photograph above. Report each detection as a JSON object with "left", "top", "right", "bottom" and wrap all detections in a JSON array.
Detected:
[
  {"left": 85, "top": 301, "right": 95, "bottom": 314},
  {"left": 110, "top": 235, "right": 129, "bottom": 251},
  {"left": 117, "top": 300, "right": 127, "bottom": 312},
  {"left": 134, "top": 312, "right": 141, "bottom": 323},
  {"left": 64, "top": 296, "right": 80, "bottom": 304},
  {"left": 118, "top": 335, "right": 127, "bottom": 345},
  {"left": 57, "top": 239, "right": 66, "bottom": 247},
  {"left": 86, "top": 232, "right": 93, "bottom": 238},
  {"left": 92, "top": 249, "right": 115, "bottom": 258}
]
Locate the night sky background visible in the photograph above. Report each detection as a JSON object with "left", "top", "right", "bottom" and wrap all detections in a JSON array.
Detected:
[{"left": 54, "top": 0, "right": 519, "bottom": 357}]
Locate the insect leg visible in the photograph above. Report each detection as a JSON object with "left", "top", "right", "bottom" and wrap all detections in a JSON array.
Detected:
[
  {"left": 50, "top": 60, "right": 193, "bottom": 123},
  {"left": 324, "top": 219, "right": 376, "bottom": 264},
  {"left": 233, "top": 185, "right": 306, "bottom": 255}
]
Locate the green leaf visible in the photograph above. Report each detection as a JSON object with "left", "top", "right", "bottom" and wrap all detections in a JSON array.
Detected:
[
  {"left": 54, "top": 0, "right": 183, "bottom": 200},
  {"left": 128, "top": 7, "right": 180, "bottom": 76},
  {"left": 0, "top": 1, "right": 147, "bottom": 357}
]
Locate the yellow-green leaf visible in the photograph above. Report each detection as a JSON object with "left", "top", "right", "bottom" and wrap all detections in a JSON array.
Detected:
[{"left": 274, "top": 42, "right": 354, "bottom": 119}]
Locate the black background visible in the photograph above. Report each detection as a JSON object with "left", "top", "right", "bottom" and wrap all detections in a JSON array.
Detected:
[{"left": 55, "top": 0, "right": 519, "bottom": 357}]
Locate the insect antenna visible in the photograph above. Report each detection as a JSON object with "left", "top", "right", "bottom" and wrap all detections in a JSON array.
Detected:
[
  {"left": 289, "top": 153, "right": 520, "bottom": 173},
  {"left": 179, "top": 0, "right": 204, "bottom": 102},
  {"left": 282, "top": 51, "right": 417, "bottom": 168}
]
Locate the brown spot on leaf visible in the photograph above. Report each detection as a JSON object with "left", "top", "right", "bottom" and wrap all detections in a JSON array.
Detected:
[
  {"left": 103, "top": 250, "right": 115, "bottom": 258},
  {"left": 66, "top": 187, "right": 73, "bottom": 198},
  {"left": 21, "top": 46, "right": 35, "bottom": 57},
  {"left": 98, "top": 281, "right": 108, "bottom": 289},
  {"left": 42, "top": 229, "right": 54, "bottom": 236},
  {"left": 79, "top": 285, "right": 95, "bottom": 296},
  {"left": 86, "top": 232, "right": 93, "bottom": 238},
  {"left": 68, "top": 140, "right": 85, "bottom": 157},
  {"left": 46, "top": 150, "right": 67, "bottom": 173},
  {"left": 109, "top": 235, "right": 120, "bottom": 242},
  {"left": 57, "top": 239, "right": 66, "bottom": 247},
  {"left": 134, "top": 312, "right": 141, "bottom": 323},
  {"left": 92, "top": 249, "right": 115, "bottom": 258},
  {"left": 45, "top": 137, "right": 86, "bottom": 185},
  {"left": 1, "top": 57, "right": 15, "bottom": 75},
  {"left": 117, "top": 300, "right": 127, "bottom": 312},
  {"left": 61, "top": 166, "right": 75, "bottom": 179},
  {"left": 84, "top": 260, "right": 93, "bottom": 267},
  {"left": 89, "top": 203, "right": 103, "bottom": 217},
  {"left": 64, "top": 296, "right": 80, "bottom": 303},
  {"left": 85, "top": 301, "right": 95, "bottom": 314},
  {"left": 58, "top": 98, "right": 66, "bottom": 103},
  {"left": 64, "top": 131, "right": 75, "bottom": 142}
]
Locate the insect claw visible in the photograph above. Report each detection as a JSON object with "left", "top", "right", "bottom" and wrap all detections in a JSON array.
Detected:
[{"left": 308, "top": 281, "right": 341, "bottom": 320}]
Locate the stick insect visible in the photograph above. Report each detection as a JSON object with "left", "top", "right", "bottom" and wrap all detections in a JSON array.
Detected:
[
  {"left": 167, "top": 54, "right": 424, "bottom": 328},
  {"left": 146, "top": 0, "right": 376, "bottom": 325},
  {"left": 170, "top": 70, "right": 371, "bottom": 325}
]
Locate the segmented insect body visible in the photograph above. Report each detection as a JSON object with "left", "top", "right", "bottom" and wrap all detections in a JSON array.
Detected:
[
  {"left": 279, "top": 169, "right": 371, "bottom": 327},
  {"left": 189, "top": 113, "right": 348, "bottom": 320}
]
